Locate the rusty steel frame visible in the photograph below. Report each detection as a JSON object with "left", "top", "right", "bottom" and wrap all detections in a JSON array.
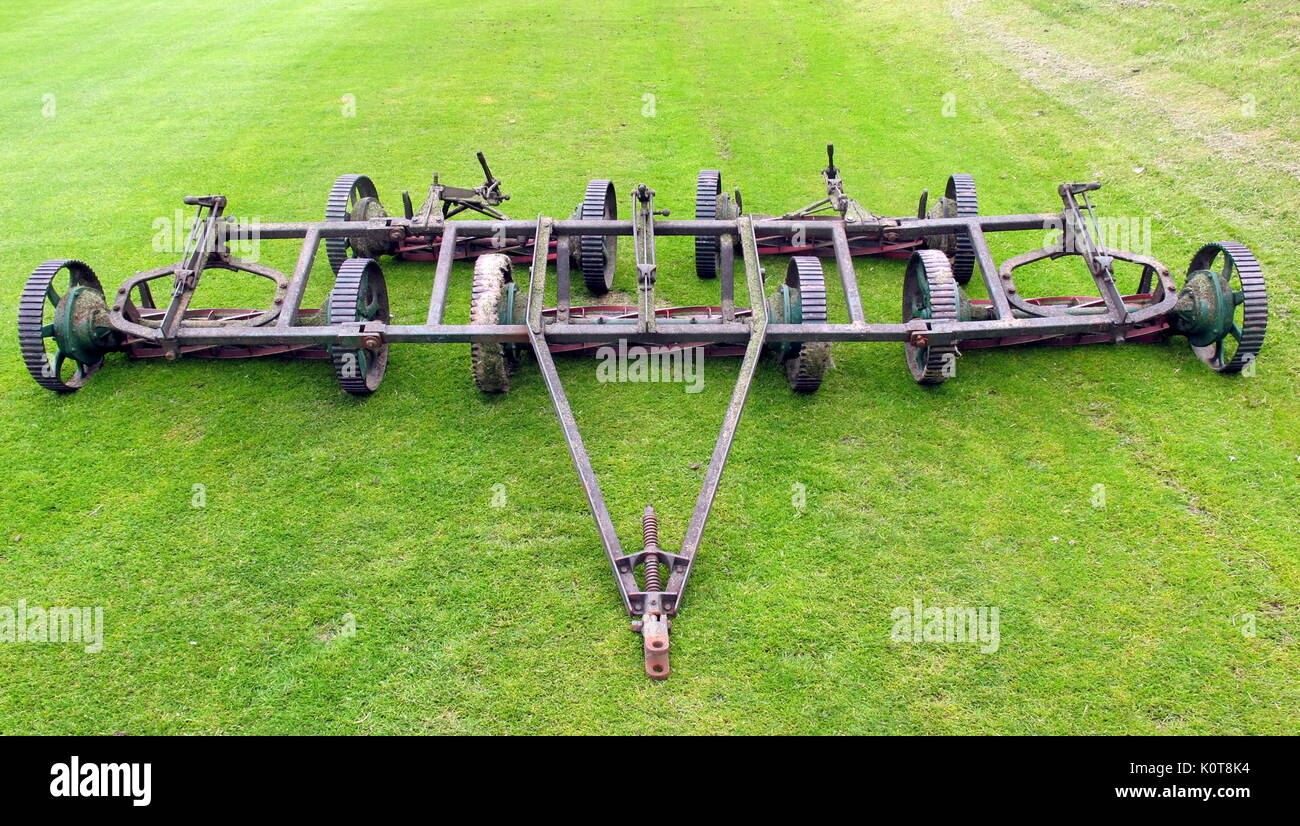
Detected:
[
  {"left": 109, "top": 217, "right": 1175, "bottom": 350},
  {"left": 79, "top": 180, "right": 1193, "bottom": 677},
  {"left": 710, "top": 144, "right": 948, "bottom": 259}
]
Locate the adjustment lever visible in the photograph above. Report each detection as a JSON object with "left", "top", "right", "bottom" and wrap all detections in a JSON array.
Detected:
[
  {"left": 1064, "top": 181, "right": 1102, "bottom": 195},
  {"left": 183, "top": 195, "right": 226, "bottom": 208},
  {"left": 477, "top": 151, "right": 496, "bottom": 185}
]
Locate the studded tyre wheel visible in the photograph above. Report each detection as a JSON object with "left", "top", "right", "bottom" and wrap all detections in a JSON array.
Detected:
[
  {"left": 902, "top": 249, "right": 959, "bottom": 386},
  {"left": 577, "top": 179, "right": 617, "bottom": 294},
  {"left": 18, "top": 259, "right": 116, "bottom": 392},
  {"left": 470, "top": 253, "right": 527, "bottom": 393},
  {"left": 694, "top": 170, "right": 722, "bottom": 279},
  {"left": 924, "top": 174, "right": 979, "bottom": 286},
  {"left": 767, "top": 256, "right": 831, "bottom": 393},
  {"left": 324, "top": 174, "right": 391, "bottom": 274},
  {"left": 1182, "top": 242, "right": 1267, "bottom": 374},
  {"left": 327, "top": 258, "right": 390, "bottom": 395}
]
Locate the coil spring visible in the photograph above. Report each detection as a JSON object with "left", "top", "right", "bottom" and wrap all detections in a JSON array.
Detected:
[{"left": 642, "top": 506, "right": 661, "bottom": 593}]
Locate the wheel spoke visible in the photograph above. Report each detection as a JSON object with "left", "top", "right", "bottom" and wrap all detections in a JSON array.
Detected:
[
  {"left": 1228, "top": 322, "right": 1243, "bottom": 342},
  {"left": 46, "top": 284, "right": 61, "bottom": 306},
  {"left": 1220, "top": 255, "right": 1233, "bottom": 280},
  {"left": 40, "top": 323, "right": 56, "bottom": 338}
]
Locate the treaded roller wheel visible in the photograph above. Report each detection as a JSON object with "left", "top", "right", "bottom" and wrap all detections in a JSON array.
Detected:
[
  {"left": 771, "top": 256, "right": 831, "bottom": 393},
  {"left": 578, "top": 180, "right": 617, "bottom": 294},
  {"left": 902, "top": 249, "right": 959, "bottom": 385},
  {"left": 17, "top": 259, "right": 110, "bottom": 392},
  {"left": 1184, "top": 241, "right": 1267, "bottom": 374},
  {"left": 327, "top": 258, "right": 389, "bottom": 395},
  {"left": 694, "top": 170, "right": 721, "bottom": 279},
  {"left": 324, "top": 174, "right": 385, "bottom": 274},
  {"left": 470, "top": 253, "right": 525, "bottom": 393}
]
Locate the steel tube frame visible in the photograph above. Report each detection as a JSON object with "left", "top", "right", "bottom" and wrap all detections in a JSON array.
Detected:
[
  {"left": 113, "top": 211, "right": 1173, "bottom": 351},
  {"left": 97, "top": 187, "right": 1183, "bottom": 677}
]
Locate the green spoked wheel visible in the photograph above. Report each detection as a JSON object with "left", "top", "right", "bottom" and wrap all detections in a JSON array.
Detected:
[
  {"left": 470, "top": 253, "right": 528, "bottom": 393},
  {"left": 327, "top": 258, "right": 390, "bottom": 395},
  {"left": 18, "top": 259, "right": 123, "bottom": 392},
  {"left": 1172, "top": 242, "right": 1267, "bottom": 374},
  {"left": 902, "top": 249, "right": 959, "bottom": 386},
  {"left": 767, "top": 256, "right": 831, "bottom": 393}
]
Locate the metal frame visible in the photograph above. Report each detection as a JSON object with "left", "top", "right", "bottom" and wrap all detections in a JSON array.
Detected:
[
  {"left": 27, "top": 174, "right": 1254, "bottom": 679},
  {"left": 107, "top": 205, "right": 1177, "bottom": 351},
  {"left": 702, "top": 144, "right": 964, "bottom": 260}
]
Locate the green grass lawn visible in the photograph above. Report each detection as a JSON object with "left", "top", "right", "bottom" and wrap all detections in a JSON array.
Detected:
[{"left": 0, "top": 0, "right": 1295, "bottom": 734}]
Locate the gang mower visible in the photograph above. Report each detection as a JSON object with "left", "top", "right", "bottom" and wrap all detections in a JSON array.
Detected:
[
  {"left": 17, "top": 161, "right": 1267, "bottom": 678},
  {"left": 323, "top": 152, "right": 620, "bottom": 293},
  {"left": 694, "top": 143, "right": 980, "bottom": 281}
]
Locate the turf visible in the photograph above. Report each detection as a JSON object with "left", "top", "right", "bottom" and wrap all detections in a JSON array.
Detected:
[{"left": 0, "top": 0, "right": 1295, "bottom": 734}]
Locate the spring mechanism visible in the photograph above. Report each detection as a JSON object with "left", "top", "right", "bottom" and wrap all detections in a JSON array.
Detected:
[{"left": 642, "top": 504, "right": 661, "bottom": 593}]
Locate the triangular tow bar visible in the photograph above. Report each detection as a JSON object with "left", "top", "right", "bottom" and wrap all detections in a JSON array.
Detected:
[{"left": 524, "top": 189, "right": 769, "bottom": 678}]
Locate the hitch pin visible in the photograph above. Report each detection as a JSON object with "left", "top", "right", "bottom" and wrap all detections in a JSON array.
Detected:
[{"left": 641, "top": 612, "right": 671, "bottom": 679}]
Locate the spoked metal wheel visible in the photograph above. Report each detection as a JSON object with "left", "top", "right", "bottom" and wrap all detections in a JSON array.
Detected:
[
  {"left": 327, "top": 258, "right": 390, "bottom": 395},
  {"left": 324, "top": 174, "right": 390, "bottom": 274},
  {"left": 902, "top": 249, "right": 959, "bottom": 385},
  {"left": 18, "top": 259, "right": 121, "bottom": 392},
  {"left": 768, "top": 256, "right": 831, "bottom": 393},
  {"left": 924, "top": 174, "right": 979, "bottom": 286},
  {"left": 577, "top": 179, "right": 617, "bottom": 294},
  {"left": 1175, "top": 241, "right": 1267, "bottom": 373},
  {"left": 694, "top": 170, "right": 722, "bottom": 279},
  {"left": 469, "top": 253, "right": 527, "bottom": 393}
]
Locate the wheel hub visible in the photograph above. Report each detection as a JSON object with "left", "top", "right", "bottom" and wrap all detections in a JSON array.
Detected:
[
  {"left": 347, "top": 196, "right": 393, "bottom": 260},
  {"left": 1172, "top": 268, "right": 1242, "bottom": 347},
  {"left": 53, "top": 284, "right": 120, "bottom": 365}
]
